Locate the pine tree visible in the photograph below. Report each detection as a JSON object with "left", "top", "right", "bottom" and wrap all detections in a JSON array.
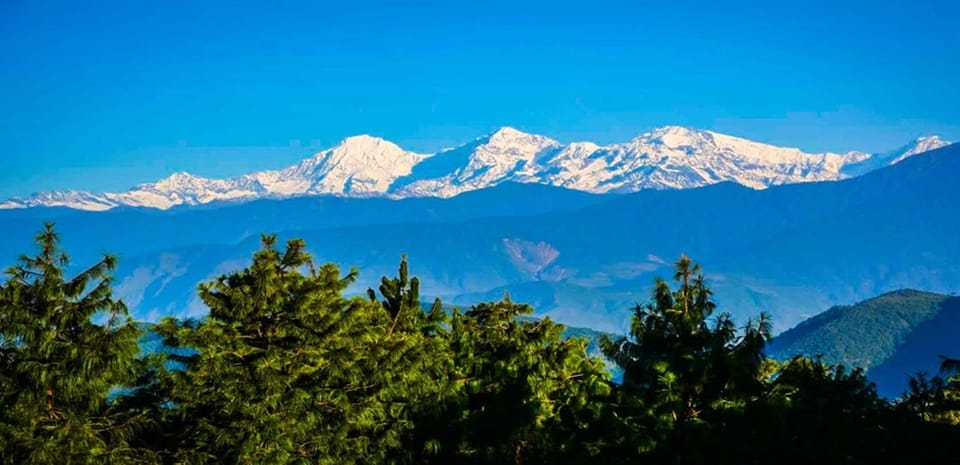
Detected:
[
  {"left": 899, "top": 364, "right": 960, "bottom": 425},
  {"left": 150, "top": 236, "right": 443, "bottom": 464},
  {"left": 366, "top": 256, "right": 461, "bottom": 464},
  {"left": 600, "top": 255, "right": 771, "bottom": 463},
  {"left": 435, "top": 297, "right": 610, "bottom": 465},
  {"left": 0, "top": 223, "right": 150, "bottom": 464},
  {"left": 367, "top": 254, "right": 447, "bottom": 338},
  {"left": 602, "top": 255, "right": 770, "bottom": 423}
]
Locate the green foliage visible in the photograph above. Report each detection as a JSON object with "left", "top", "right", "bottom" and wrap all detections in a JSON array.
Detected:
[
  {"left": 146, "top": 237, "right": 449, "bottom": 464},
  {"left": 0, "top": 224, "right": 151, "bottom": 464},
  {"left": 436, "top": 298, "right": 612, "bottom": 464},
  {"left": 3, "top": 227, "right": 960, "bottom": 464},
  {"left": 599, "top": 255, "right": 775, "bottom": 463},
  {"left": 769, "top": 289, "right": 951, "bottom": 369},
  {"left": 897, "top": 357, "right": 960, "bottom": 425},
  {"left": 898, "top": 372, "right": 960, "bottom": 423},
  {"left": 602, "top": 255, "right": 771, "bottom": 422}
]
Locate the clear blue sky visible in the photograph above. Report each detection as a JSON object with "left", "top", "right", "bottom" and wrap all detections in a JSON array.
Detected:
[{"left": 2, "top": 0, "right": 959, "bottom": 197}]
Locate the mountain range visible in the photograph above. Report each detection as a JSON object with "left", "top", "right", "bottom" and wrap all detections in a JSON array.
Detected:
[
  {"left": 2, "top": 142, "right": 956, "bottom": 338},
  {"left": 1, "top": 126, "right": 949, "bottom": 211},
  {"left": 2, "top": 129, "right": 957, "bottom": 396}
]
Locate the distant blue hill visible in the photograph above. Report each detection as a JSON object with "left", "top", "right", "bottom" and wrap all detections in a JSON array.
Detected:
[{"left": 0, "top": 182, "right": 607, "bottom": 266}]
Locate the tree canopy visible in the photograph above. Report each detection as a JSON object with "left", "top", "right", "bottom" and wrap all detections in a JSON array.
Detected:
[{"left": 2, "top": 226, "right": 958, "bottom": 464}]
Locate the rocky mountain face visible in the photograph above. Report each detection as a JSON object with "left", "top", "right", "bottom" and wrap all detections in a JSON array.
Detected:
[{"left": 1, "top": 126, "right": 950, "bottom": 211}]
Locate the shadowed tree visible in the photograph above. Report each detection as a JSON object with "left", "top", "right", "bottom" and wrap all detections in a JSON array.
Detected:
[
  {"left": 899, "top": 372, "right": 953, "bottom": 422},
  {"left": 897, "top": 358, "right": 960, "bottom": 425},
  {"left": 719, "top": 356, "right": 898, "bottom": 465},
  {"left": 430, "top": 296, "right": 611, "bottom": 465}
]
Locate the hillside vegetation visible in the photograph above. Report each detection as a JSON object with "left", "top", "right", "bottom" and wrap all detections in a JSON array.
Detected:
[
  {"left": 768, "top": 290, "right": 960, "bottom": 397},
  {"left": 769, "top": 289, "right": 950, "bottom": 368}
]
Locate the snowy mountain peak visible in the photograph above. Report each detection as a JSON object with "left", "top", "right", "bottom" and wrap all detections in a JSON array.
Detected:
[
  {"left": 487, "top": 126, "right": 531, "bottom": 140},
  {"left": 248, "top": 134, "right": 428, "bottom": 197},
  {"left": 647, "top": 125, "right": 703, "bottom": 139},
  {"left": 149, "top": 172, "right": 210, "bottom": 191},
  {"left": 0, "top": 190, "right": 119, "bottom": 211},
  {"left": 483, "top": 127, "right": 559, "bottom": 148},
  {"left": 631, "top": 126, "right": 715, "bottom": 151},
  {"left": 3, "top": 127, "right": 952, "bottom": 211},
  {"left": 332, "top": 134, "right": 397, "bottom": 152},
  {"left": 916, "top": 135, "right": 945, "bottom": 144},
  {"left": 890, "top": 135, "right": 950, "bottom": 163},
  {"left": 386, "top": 127, "right": 562, "bottom": 199},
  {"left": 300, "top": 134, "right": 415, "bottom": 165},
  {"left": 324, "top": 134, "right": 426, "bottom": 166}
]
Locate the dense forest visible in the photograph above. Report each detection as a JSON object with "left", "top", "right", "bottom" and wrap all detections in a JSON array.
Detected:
[{"left": 2, "top": 225, "right": 959, "bottom": 464}]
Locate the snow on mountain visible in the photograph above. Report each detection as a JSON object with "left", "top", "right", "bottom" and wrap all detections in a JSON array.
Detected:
[
  {"left": 594, "top": 126, "right": 856, "bottom": 191},
  {"left": 840, "top": 135, "right": 952, "bottom": 177},
  {"left": 117, "top": 172, "right": 268, "bottom": 209},
  {"left": 2, "top": 127, "right": 951, "bottom": 211},
  {"left": 391, "top": 127, "right": 560, "bottom": 198},
  {"left": 531, "top": 126, "right": 851, "bottom": 192},
  {"left": 888, "top": 136, "right": 950, "bottom": 164},
  {"left": 394, "top": 126, "right": 946, "bottom": 196},
  {"left": 249, "top": 135, "right": 427, "bottom": 196},
  {"left": 0, "top": 191, "right": 120, "bottom": 211},
  {"left": 1, "top": 136, "right": 426, "bottom": 211}
]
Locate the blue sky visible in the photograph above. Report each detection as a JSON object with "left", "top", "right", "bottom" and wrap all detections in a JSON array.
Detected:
[{"left": 2, "top": 0, "right": 959, "bottom": 197}]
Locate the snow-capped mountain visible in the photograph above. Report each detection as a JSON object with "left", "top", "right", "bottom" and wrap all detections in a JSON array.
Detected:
[
  {"left": 840, "top": 135, "right": 951, "bottom": 177},
  {"left": 0, "top": 136, "right": 427, "bottom": 211},
  {"left": 0, "top": 173, "right": 267, "bottom": 211},
  {"left": 391, "top": 127, "right": 561, "bottom": 197},
  {"left": 1, "top": 127, "right": 950, "bottom": 211},
  {"left": 489, "top": 126, "right": 858, "bottom": 193},
  {"left": 248, "top": 135, "right": 427, "bottom": 196}
]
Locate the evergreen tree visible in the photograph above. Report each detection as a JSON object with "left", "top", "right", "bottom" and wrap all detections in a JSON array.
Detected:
[
  {"left": 149, "top": 236, "right": 441, "bottom": 464},
  {"left": 367, "top": 256, "right": 459, "bottom": 464},
  {"left": 899, "top": 362, "right": 960, "bottom": 425},
  {"left": 600, "top": 255, "right": 771, "bottom": 463},
  {"left": 367, "top": 255, "right": 445, "bottom": 336},
  {"left": 435, "top": 297, "right": 611, "bottom": 465},
  {"left": 4, "top": 227, "right": 960, "bottom": 463},
  {"left": 719, "top": 356, "right": 896, "bottom": 465},
  {"left": 0, "top": 224, "right": 150, "bottom": 464},
  {"left": 602, "top": 255, "right": 770, "bottom": 421}
]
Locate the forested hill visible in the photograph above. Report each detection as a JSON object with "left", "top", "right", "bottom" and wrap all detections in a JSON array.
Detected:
[{"left": 768, "top": 289, "right": 960, "bottom": 397}]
